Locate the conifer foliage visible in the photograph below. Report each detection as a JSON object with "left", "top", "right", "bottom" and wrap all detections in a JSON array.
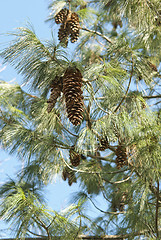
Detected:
[{"left": 0, "top": 0, "right": 161, "bottom": 239}]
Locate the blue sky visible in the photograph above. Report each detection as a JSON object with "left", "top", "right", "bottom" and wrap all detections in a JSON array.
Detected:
[{"left": 0, "top": 1, "right": 106, "bottom": 237}]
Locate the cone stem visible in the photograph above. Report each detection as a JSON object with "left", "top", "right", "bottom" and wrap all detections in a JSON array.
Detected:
[{"left": 68, "top": 0, "right": 71, "bottom": 12}]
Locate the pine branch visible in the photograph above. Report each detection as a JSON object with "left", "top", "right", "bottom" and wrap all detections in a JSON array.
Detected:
[
  {"left": 143, "top": 94, "right": 161, "bottom": 99},
  {"left": 27, "top": 229, "right": 46, "bottom": 238},
  {"left": 87, "top": 195, "right": 125, "bottom": 215},
  {"left": 60, "top": 150, "right": 127, "bottom": 175},
  {"left": 114, "top": 55, "right": 134, "bottom": 113},
  {"left": 1, "top": 229, "right": 158, "bottom": 239},
  {"left": 87, "top": 154, "right": 116, "bottom": 163},
  {"left": 32, "top": 214, "right": 51, "bottom": 240},
  {"left": 103, "top": 170, "right": 133, "bottom": 185},
  {"left": 47, "top": 216, "right": 57, "bottom": 229},
  {"left": 81, "top": 27, "right": 113, "bottom": 44},
  {"left": 57, "top": 117, "right": 79, "bottom": 138}
]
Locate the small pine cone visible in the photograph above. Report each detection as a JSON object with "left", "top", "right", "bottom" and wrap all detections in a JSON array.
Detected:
[
  {"left": 69, "top": 149, "right": 81, "bottom": 167},
  {"left": 118, "top": 202, "right": 125, "bottom": 212},
  {"left": 62, "top": 167, "right": 69, "bottom": 181},
  {"left": 118, "top": 192, "right": 127, "bottom": 211},
  {"left": 98, "top": 136, "right": 109, "bottom": 151},
  {"left": 116, "top": 145, "right": 128, "bottom": 169},
  {"left": 63, "top": 67, "right": 84, "bottom": 126},
  {"left": 62, "top": 167, "right": 77, "bottom": 186},
  {"left": 68, "top": 171, "right": 77, "bottom": 186},
  {"left": 55, "top": 8, "right": 69, "bottom": 24},
  {"left": 47, "top": 77, "right": 63, "bottom": 113},
  {"left": 111, "top": 201, "right": 118, "bottom": 212}
]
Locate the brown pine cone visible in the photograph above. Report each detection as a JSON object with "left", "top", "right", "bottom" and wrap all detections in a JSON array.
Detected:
[
  {"left": 47, "top": 77, "right": 63, "bottom": 113},
  {"left": 58, "top": 23, "right": 69, "bottom": 45},
  {"left": 69, "top": 149, "right": 81, "bottom": 167},
  {"left": 116, "top": 145, "right": 128, "bottom": 169},
  {"left": 98, "top": 136, "right": 109, "bottom": 151},
  {"left": 55, "top": 8, "right": 69, "bottom": 24},
  {"left": 63, "top": 67, "right": 84, "bottom": 126},
  {"left": 62, "top": 167, "right": 77, "bottom": 186}
]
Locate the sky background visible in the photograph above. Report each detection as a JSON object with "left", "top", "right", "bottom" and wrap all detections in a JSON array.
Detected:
[{"left": 0, "top": 1, "right": 105, "bottom": 238}]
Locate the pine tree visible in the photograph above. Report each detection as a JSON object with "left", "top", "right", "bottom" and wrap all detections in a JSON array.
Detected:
[{"left": 0, "top": 0, "right": 161, "bottom": 239}]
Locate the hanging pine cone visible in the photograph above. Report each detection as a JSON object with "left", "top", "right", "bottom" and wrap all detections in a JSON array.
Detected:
[
  {"left": 69, "top": 149, "right": 81, "bottom": 167},
  {"left": 58, "top": 23, "right": 70, "bottom": 45},
  {"left": 62, "top": 167, "right": 69, "bottom": 181},
  {"left": 98, "top": 136, "right": 109, "bottom": 151},
  {"left": 111, "top": 191, "right": 127, "bottom": 212},
  {"left": 55, "top": 8, "right": 69, "bottom": 24},
  {"left": 68, "top": 12, "right": 80, "bottom": 43},
  {"left": 118, "top": 192, "right": 127, "bottom": 212},
  {"left": 63, "top": 67, "right": 84, "bottom": 126},
  {"left": 47, "top": 77, "right": 63, "bottom": 113},
  {"left": 62, "top": 167, "right": 77, "bottom": 186},
  {"left": 111, "top": 199, "right": 118, "bottom": 212},
  {"left": 116, "top": 144, "right": 128, "bottom": 169},
  {"left": 68, "top": 171, "right": 77, "bottom": 186}
]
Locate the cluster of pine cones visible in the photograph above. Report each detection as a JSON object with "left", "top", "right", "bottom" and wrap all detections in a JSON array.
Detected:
[
  {"left": 97, "top": 135, "right": 128, "bottom": 169},
  {"left": 47, "top": 67, "right": 84, "bottom": 126},
  {"left": 55, "top": 8, "right": 80, "bottom": 45}
]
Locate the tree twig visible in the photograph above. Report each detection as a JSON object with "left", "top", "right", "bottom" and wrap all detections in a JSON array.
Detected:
[
  {"left": 60, "top": 149, "right": 128, "bottom": 175},
  {"left": 57, "top": 117, "right": 79, "bottom": 137},
  {"left": 143, "top": 94, "right": 161, "bottom": 99},
  {"left": 27, "top": 229, "right": 46, "bottom": 238},
  {"left": 81, "top": 27, "right": 113, "bottom": 44},
  {"left": 114, "top": 55, "right": 134, "bottom": 113},
  {"left": 103, "top": 170, "right": 133, "bottom": 184},
  {"left": 87, "top": 195, "right": 125, "bottom": 215}
]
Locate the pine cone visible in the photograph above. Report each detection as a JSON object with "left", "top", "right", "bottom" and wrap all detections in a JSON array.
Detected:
[
  {"left": 63, "top": 67, "right": 84, "bottom": 126},
  {"left": 69, "top": 13, "right": 80, "bottom": 43},
  {"left": 69, "top": 149, "right": 81, "bottom": 167},
  {"left": 55, "top": 8, "right": 69, "bottom": 24},
  {"left": 68, "top": 171, "right": 77, "bottom": 186},
  {"left": 58, "top": 23, "right": 69, "bottom": 45},
  {"left": 47, "top": 77, "right": 63, "bottom": 113},
  {"left": 116, "top": 145, "right": 128, "bottom": 169},
  {"left": 62, "top": 167, "right": 77, "bottom": 186},
  {"left": 62, "top": 167, "right": 69, "bottom": 181},
  {"left": 98, "top": 136, "right": 109, "bottom": 151},
  {"left": 118, "top": 192, "right": 127, "bottom": 212}
]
